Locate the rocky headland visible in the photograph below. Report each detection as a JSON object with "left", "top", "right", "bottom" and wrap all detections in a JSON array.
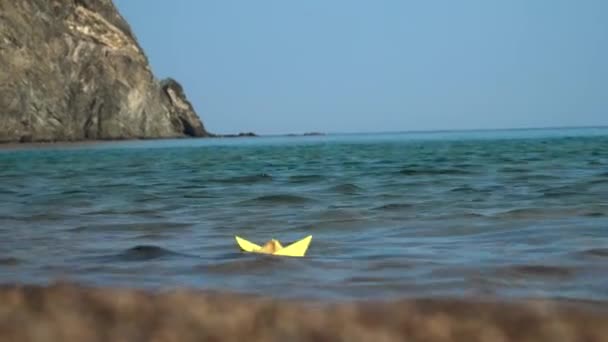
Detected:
[{"left": 0, "top": 0, "right": 209, "bottom": 143}]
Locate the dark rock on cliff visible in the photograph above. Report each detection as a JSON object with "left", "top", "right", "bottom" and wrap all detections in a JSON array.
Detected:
[
  {"left": 0, "top": 0, "right": 209, "bottom": 143},
  {"left": 213, "top": 132, "right": 258, "bottom": 138}
]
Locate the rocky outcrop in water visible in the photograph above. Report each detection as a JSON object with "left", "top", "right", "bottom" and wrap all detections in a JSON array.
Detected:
[{"left": 0, "top": 0, "right": 209, "bottom": 143}]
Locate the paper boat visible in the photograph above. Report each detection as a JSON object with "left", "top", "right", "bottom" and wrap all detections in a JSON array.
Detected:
[{"left": 235, "top": 235, "right": 312, "bottom": 257}]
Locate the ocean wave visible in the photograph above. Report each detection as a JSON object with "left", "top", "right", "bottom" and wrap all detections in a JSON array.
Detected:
[
  {"left": 373, "top": 203, "right": 413, "bottom": 211},
  {"left": 242, "top": 194, "right": 314, "bottom": 205},
  {"left": 328, "top": 183, "right": 363, "bottom": 194},
  {"left": 288, "top": 174, "right": 324, "bottom": 184},
  {"left": 0, "top": 257, "right": 20, "bottom": 266},
  {"left": 214, "top": 173, "right": 273, "bottom": 184},
  {"left": 67, "top": 222, "right": 193, "bottom": 233},
  {"left": 494, "top": 264, "right": 576, "bottom": 279},
  {"left": 578, "top": 248, "right": 608, "bottom": 258},
  {"left": 116, "top": 245, "right": 182, "bottom": 261},
  {"left": 498, "top": 166, "right": 529, "bottom": 173},
  {"left": 199, "top": 256, "right": 294, "bottom": 274},
  {"left": 398, "top": 167, "right": 474, "bottom": 176}
]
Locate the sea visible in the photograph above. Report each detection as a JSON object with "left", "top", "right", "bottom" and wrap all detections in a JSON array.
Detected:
[{"left": 1, "top": 127, "right": 607, "bottom": 301}]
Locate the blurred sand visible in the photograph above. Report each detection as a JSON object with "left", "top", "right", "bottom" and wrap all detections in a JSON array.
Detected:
[{"left": 1, "top": 283, "right": 607, "bottom": 342}]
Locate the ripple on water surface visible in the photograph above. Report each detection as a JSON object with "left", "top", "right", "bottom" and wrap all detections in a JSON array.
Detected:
[{"left": 1, "top": 129, "right": 608, "bottom": 301}]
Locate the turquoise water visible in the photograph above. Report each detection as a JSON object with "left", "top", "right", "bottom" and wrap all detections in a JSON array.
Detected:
[{"left": 1, "top": 128, "right": 607, "bottom": 300}]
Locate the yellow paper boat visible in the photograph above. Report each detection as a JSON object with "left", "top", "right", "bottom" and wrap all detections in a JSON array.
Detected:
[{"left": 235, "top": 235, "right": 312, "bottom": 257}]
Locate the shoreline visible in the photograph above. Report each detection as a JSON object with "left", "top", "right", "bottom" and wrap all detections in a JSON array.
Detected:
[
  {"left": 0, "top": 132, "right": 329, "bottom": 150},
  {"left": 1, "top": 282, "right": 607, "bottom": 342},
  {"left": 0, "top": 134, "right": 249, "bottom": 150}
]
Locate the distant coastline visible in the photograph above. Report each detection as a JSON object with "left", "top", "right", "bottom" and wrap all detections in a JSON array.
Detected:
[
  {"left": 329, "top": 125, "right": 608, "bottom": 136},
  {"left": 0, "top": 131, "right": 333, "bottom": 147},
  {"left": 284, "top": 132, "right": 326, "bottom": 137},
  {"left": 2, "top": 126, "right": 606, "bottom": 148},
  {"left": 210, "top": 132, "right": 258, "bottom": 138}
]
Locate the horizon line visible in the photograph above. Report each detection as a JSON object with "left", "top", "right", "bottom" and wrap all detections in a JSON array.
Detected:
[{"left": 254, "top": 124, "right": 608, "bottom": 137}]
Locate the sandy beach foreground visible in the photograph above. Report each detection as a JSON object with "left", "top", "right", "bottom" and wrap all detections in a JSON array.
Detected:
[{"left": 1, "top": 283, "right": 606, "bottom": 342}]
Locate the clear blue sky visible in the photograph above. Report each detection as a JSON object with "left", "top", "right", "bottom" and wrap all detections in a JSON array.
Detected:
[{"left": 114, "top": 0, "right": 607, "bottom": 135}]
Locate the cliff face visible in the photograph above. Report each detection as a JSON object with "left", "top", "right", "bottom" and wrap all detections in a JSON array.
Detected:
[{"left": 0, "top": 0, "right": 209, "bottom": 143}]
